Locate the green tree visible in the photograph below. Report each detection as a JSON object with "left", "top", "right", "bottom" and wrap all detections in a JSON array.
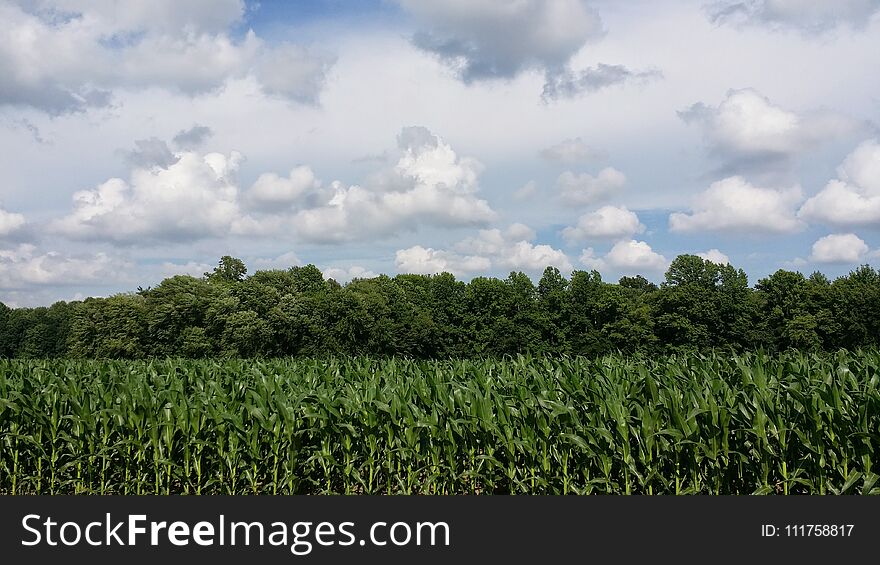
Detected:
[
  {"left": 221, "top": 310, "right": 272, "bottom": 357},
  {"left": 653, "top": 255, "right": 756, "bottom": 351},
  {"left": 535, "top": 267, "right": 569, "bottom": 354},
  {"left": 206, "top": 256, "right": 247, "bottom": 283},
  {"left": 0, "top": 302, "right": 9, "bottom": 356},
  {"left": 68, "top": 295, "right": 148, "bottom": 358},
  {"left": 829, "top": 265, "right": 880, "bottom": 349},
  {"left": 567, "top": 269, "right": 605, "bottom": 355},
  {"left": 144, "top": 275, "right": 220, "bottom": 356},
  {"left": 428, "top": 273, "right": 467, "bottom": 356}
]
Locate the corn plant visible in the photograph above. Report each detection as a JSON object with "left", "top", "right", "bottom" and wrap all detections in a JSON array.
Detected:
[{"left": 0, "top": 351, "right": 878, "bottom": 494}]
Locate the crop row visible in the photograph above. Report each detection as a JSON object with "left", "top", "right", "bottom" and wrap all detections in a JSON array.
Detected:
[{"left": 1, "top": 351, "right": 878, "bottom": 494}]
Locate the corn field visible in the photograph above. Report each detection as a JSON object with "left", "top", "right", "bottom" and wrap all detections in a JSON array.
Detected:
[{"left": 1, "top": 351, "right": 878, "bottom": 494}]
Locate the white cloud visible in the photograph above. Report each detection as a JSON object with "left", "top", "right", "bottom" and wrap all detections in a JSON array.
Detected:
[
  {"left": 838, "top": 138, "right": 880, "bottom": 192},
  {"left": 395, "top": 0, "right": 659, "bottom": 99},
  {"left": 455, "top": 223, "right": 535, "bottom": 255},
  {"left": 562, "top": 205, "right": 644, "bottom": 243},
  {"left": 113, "top": 30, "right": 262, "bottom": 95},
  {"left": 679, "top": 88, "right": 858, "bottom": 172},
  {"left": 52, "top": 127, "right": 497, "bottom": 246},
  {"left": 539, "top": 137, "right": 604, "bottom": 164},
  {"left": 251, "top": 251, "right": 302, "bottom": 270},
  {"left": 798, "top": 139, "right": 880, "bottom": 227},
  {"left": 157, "top": 260, "right": 214, "bottom": 279},
  {"left": 0, "top": 206, "right": 26, "bottom": 237},
  {"left": 323, "top": 265, "right": 379, "bottom": 282},
  {"left": 0, "top": 1, "right": 331, "bottom": 114},
  {"left": 808, "top": 233, "right": 870, "bottom": 263},
  {"left": 51, "top": 150, "right": 245, "bottom": 243},
  {"left": 669, "top": 176, "right": 804, "bottom": 234},
  {"left": 246, "top": 166, "right": 321, "bottom": 210},
  {"left": 280, "top": 127, "right": 498, "bottom": 243},
  {"left": 0, "top": 244, "right": 132, "bottom": 288},
  {"left": 396, "top": 222, "right": 571, "bottom": 276},
  {"left": 397, "top": 0, "right": 604, "bottom": 82},
  {"left": 604, "top": 239, "right": 669, "bottom": 271},
  {"left": 21, "top": 0, "right": 247, "bottom": 35},
  {"left": 501, "top": 241, "right": 573, "bottom": 272},
  {"left": 580, "top": 239, "right": 669, "bottom": 273},
  {"left": 707, "top": 0, "right": 880, "bottom": 33},
  {"left": 579, "top": 248, "right": 605, "bottom": 271},
  {"left": 557, "top": 167, "right": 626, "bottom": 206},
  {"left": 696, "top": 249, "right": 731, "bottom": 265},
  {"left": 395, "top": 245, "right": 490, "bottom": 276},
  {"left": 0, "top": 1, "right": 109, "bottom": 114}
]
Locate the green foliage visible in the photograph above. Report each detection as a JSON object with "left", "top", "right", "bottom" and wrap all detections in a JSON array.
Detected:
[
  {"left": 2, "top": 256, "right": 880, "bottom": 359},
  {"left": 1, "top": 351, "right": 878, "bottom": 494},
  {"left": 67, "top": 295, "right": 148, "bottom": 358},
  {"left": 206, "top": 255, "right": 247, "bottom": 283}
]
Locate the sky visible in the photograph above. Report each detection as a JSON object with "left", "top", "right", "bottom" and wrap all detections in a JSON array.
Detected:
[{"left": 1, "top": 0, "right": 879, "bottom": 306}]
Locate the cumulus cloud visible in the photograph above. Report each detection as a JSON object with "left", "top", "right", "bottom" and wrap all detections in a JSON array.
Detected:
[
  {"left": 50, "top": 127, "right": 497, "bottom": 246},
  {"left": 680, "top": 88, "right": 858, "bottom": 174},
  {"left": 542, "top": 64, "right": 662, "bottom": 101},
  {"left": 113, "top": 30, "right": 262, "bottom": 94},
  {"left": 157, "top": 260, "right": 215, "bottom": 279},
  {"left": 707, "top": 0, "right": 880, "bottom": 33},
  {"left": 455, "top": 224, "right": 572, "bottom": 272},
  {"left": 172, "top": 125, "right": 214, "bottom": 150},
  {"left": 252, "top": 251, "right": 302, "bottom": 271},
  {"left": 557, "top": 167, "right": 626, "bottom": 206},
  {"left": 580, "top": 239, "right": 669, "bottom": 273},
  {"left": 0, "top": 1, "right": 111, "bottom": 114},
  {"left": 0, "top": 244, "right": 132, "bottom": 289},
  {"left": 277, "top": 126, "right": 497, "bottom": 243},
  {"left": 246, "top": 166, "right": 322, "bottom": 211},
  {"left": 454, "top": 223, "right": 535, "bottom": 255},
  {"left": 809, "top": 233, "right": 870, "bottom": 263},
  {"left": 696, "top": 249, "right": 731, "bottom": 265},
  {"left": 562, "top": 205, "right": 644, "bottom": 243},
  {"left": 396, "top": 223, "right": 572, "bottom": 276},
  {"left": 395, "top": 245, "right": 491, "bottom": 276},
  {"left": 323, "top": 265, "right": 379, "bottom": 282},
  {"left": 539, "top": 137, "right": 604, "bottom": 164},
  {"left": 51, "top": 150, "right": 245, "bottom": 243},
  {"left": 398, "top": 0, "right": 603, "bottom": 81},
  {"left": 669, "top": 176, "right": 804, "bottom": 234},
  {"left": 499, "top": 241, "right": 573, "bottom": 273},
  {"left": 396, "top": 0, "right": 657, "bottom": 99},
  {"left": 0, "top": 1, "right": 332, "bottom": 113},
  {"left": 798, "top": 139, "right": 880, "bottom": 227},
  {"left": 0, "top": 206, "right": 26, "bottom": 237}
]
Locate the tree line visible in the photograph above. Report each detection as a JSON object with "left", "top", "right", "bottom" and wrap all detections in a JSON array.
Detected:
[{"left": 1, "top": 255, "right": 878, "bottom": 358}]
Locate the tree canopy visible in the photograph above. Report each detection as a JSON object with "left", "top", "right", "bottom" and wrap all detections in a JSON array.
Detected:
[{"left": 2, "top": 255, "right": 878, "bottom": 358}]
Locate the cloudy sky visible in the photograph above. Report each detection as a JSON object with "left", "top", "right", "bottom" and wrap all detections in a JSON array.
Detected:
[{"left": 1, "top": 0, "right": 879, "bottom": 306}]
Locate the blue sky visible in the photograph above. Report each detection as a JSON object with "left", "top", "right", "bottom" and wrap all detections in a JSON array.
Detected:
[
  {"left": 1, "top": 0, "right": 879, "bottom": 306},
  {"left": 240, "top": 1, "right": 401, "bottom": 41}
]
